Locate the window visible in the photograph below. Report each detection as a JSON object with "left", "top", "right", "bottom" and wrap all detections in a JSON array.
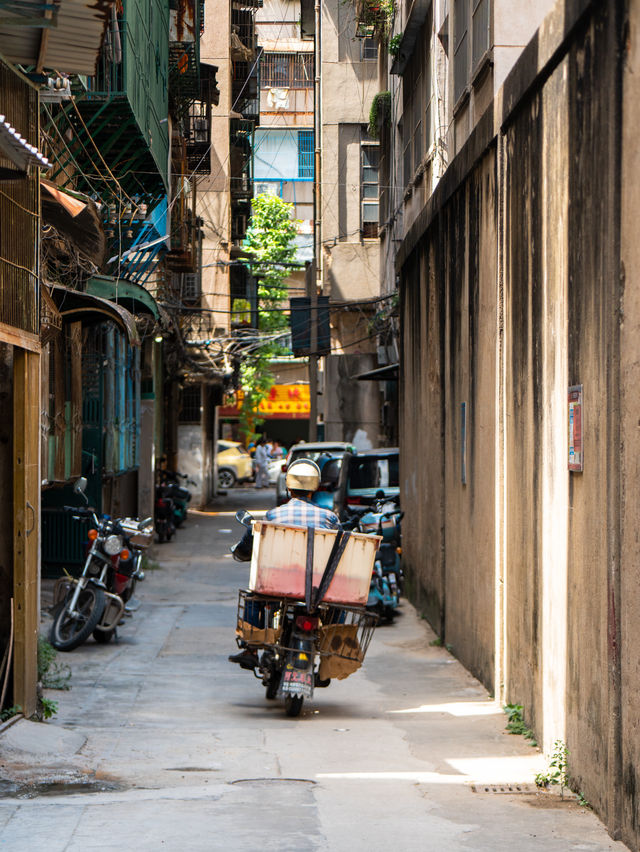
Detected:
[
  {"left": 401, "top": 10, "right": 433, "bottom": 189},
  {"left": 454, "top": 0, "right": 491, "bottom": 103},
  {"left": 453, "top": 0, "right": 469, "bottom": 103},
  {"left": 179, "top": 385, "right": 201, "bottom": 423},
  {"left": 472, "top": 0, "right": 490, "bottom": 69},
  {"left": 361, "top": 136, "right": 379, "bottom": 239},
  {"left": 298, "top": 130, "right": 314, "bottom": 178},
  {"left": 261, "top": 53, "right": 314, "bottom": 88},
  {"left": 362, "top": 37, "right": 378, "bottom": 61}
]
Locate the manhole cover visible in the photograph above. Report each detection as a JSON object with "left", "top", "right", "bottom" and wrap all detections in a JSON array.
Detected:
[
  {"left": 471, "top": 783, "right": 538, "bottom": 795},
  {"left": 230, "top": 777, "right": 315, "bottom": 787}
]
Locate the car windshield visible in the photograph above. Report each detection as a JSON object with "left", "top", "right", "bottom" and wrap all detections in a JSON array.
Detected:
[
  {"left": 348, "top": 455, "right": 399, "bottom": 492},
  {"left": 291, "top": 448, "right": 347, "bottom": 464}
]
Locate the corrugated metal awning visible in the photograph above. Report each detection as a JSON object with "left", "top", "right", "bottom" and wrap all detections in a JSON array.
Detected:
[{"left": 0, "top": 0, "right": 113, "bottom": 76}]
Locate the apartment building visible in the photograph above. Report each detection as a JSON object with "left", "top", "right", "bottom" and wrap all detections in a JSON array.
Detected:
[{"left": 318, "top": 0, "right": 383, "bottom": 447}]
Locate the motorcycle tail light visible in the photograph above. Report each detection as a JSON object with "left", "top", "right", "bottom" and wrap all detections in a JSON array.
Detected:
[
  {"left": 296, "top": 615, "right": 319, "bottom": 632},
  {"left": 88, "top": 529, "right": 98, "bottom": 541}
]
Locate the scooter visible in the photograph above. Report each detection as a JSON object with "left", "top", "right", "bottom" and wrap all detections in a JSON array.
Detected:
[
  {"left": 345, "top": 497, "right": 403, "bottom": 621},
  {"left": 157, "top": 469, "right": 194, "bottom": 528}
]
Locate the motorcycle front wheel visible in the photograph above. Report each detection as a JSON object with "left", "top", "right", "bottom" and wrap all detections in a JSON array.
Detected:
[
  {"left": 284, "top": 694, "right": 304, "bottom": 717},
  {"left": 50, "top": 585, "right": 106, "bottom": 651}
]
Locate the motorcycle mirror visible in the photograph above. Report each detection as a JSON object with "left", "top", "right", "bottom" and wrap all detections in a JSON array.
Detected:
[
  {"left": 235, "top": 509, "right": 254, "bottom": 528},
  {"left": 73, "top": 477, "right": 87, "bottom": 494},
  {"left": 73, "top": 477, "right": 89, "bottom": 503}
]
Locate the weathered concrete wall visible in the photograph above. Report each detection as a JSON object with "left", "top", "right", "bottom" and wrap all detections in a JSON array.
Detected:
[
  {"left": 400, "top": 154, "right": 497, "bottom": 683},
  {"left": 177, "top": 424, "right": 205, "bottom": 505},
  {"left": 399, "top": 0, "right": 636, "bottom": 843},
  {"left": 323, "top": 353, "right": 379, "bottom": 447}
]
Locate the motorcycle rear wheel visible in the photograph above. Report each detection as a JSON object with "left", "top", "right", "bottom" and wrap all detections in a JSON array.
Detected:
[
  {"left": 50, "top": 586, "right": 106, "bottom": 651},
  {"left": 284, "top": 694, "right": 304, "bottom": 717}
]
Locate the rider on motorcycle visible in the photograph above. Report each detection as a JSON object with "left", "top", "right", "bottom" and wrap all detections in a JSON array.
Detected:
[{"left": 228, "top": 458, "right": 339, "bottom": 668}]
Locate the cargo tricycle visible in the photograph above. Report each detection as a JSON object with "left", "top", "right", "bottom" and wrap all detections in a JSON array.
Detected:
[{"left": 230, "top": 514, "right": 380, "bottom": 717}]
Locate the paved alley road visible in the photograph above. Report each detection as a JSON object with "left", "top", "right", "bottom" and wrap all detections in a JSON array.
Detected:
[{"left": 0, "top": 489, "right": 629, "bottom": 851}]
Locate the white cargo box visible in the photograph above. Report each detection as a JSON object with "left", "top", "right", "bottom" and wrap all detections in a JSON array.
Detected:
[{"left": 248, "top": 521, "right": 380, "bottom": 606}]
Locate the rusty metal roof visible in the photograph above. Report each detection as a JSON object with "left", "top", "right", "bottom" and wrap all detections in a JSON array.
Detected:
[{"left": 0, "top": 0, "right": 114, "bottom": 76}]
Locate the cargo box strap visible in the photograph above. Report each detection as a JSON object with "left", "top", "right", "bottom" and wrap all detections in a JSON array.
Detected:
[
  {"left": 311, "top": 530, "right": 351, "bottom": 612},
  {"left": 305, "top": 525, "right": 315, "bottom": 610}
]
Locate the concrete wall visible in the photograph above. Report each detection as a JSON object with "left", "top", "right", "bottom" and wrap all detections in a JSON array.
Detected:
[
  {"left": 398, "top": 0, "right": 638, "bottom": 844},
  {"left": 323, "top": 353, "right": 379, "bottom": 447}
]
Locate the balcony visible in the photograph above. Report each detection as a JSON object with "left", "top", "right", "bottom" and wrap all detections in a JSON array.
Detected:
[
  {"left": 185, "top": 64, "right": 220, "bottom": 174},
  {"left": 166, "top": 137, "right": 199, "bottom": 272},
  {"left": 169, "top": 0, "right": 203, "bottom": 114},
  {"left": 45, "top": 0, "right": 170, "bottom": 210}
]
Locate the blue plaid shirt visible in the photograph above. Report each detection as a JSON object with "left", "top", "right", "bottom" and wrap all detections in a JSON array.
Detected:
[{"left": 265, "top": 497, "right": 339, "bottom": 530}]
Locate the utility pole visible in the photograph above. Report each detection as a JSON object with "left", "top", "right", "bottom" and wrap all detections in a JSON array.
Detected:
[{"left": 310, "top": 0, "right": 321, "bottom": 443}]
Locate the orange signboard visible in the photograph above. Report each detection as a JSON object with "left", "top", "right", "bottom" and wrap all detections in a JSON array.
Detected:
[{"left": 219, "top": 384, "right": 310, "bottom": 420}]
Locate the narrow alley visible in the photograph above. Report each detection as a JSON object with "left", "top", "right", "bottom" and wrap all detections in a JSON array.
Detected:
[{"left": 0, "top": 493, "right": 626, "bottom": 851}]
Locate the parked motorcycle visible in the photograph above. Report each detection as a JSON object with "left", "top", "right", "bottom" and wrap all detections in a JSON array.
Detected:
[
  {"left": 50, "top": 478, "right": 153, "bottom": 651},
  {"left": 154, "top": 481, "right": 176, "bottom": 543},
  {"left": 157, "top": 469, "right": 194, "bottom": 528}
]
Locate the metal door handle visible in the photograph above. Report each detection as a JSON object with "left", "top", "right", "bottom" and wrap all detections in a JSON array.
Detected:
[{"left": 26, "top": 501, "right": 35, "bottom": 537}]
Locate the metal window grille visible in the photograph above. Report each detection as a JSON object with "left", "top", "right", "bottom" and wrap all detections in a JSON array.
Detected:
[
  {"left": 362, "top": 37, "right": 378, "bottom": 60},
  {"left": 453, "top": 0, "right": 469, "bottom": 103},
  {"left": 179, "top": 385, "right": 202, "bottom": 423},
  {"left": 298, "top": 130, "right": 314, "bottom": 178},
  {"left": 472, "top": 0, "right": 490, "bottom": 70},
  {"left": 182, "top": 273, "right": 201, "bottom": 303},
  {"left": 361, "top": 140, "right": 379, "bottom": 239},
  {"left": 261, "top": 53, "right": 314, "bottom": 88}
]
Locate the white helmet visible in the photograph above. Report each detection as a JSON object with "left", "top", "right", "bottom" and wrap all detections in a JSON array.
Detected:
[{"left": 286, "top": 458, "right": 321, "bottom": 492}]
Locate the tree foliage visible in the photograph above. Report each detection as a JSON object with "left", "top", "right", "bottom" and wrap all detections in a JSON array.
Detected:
[{"left": 237, "top": 194, "right": 300, "bottom": 440}]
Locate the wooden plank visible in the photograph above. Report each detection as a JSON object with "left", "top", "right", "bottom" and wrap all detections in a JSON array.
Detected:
[
  {"left": 13, "top": 348, "right": 40, "bottom": 718},
  {"left": 0, "top": 321, "right": 40, "bottom": 353}
]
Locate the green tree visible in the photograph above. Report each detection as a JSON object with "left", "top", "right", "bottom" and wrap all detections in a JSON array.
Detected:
[{"left": 237, "top": 194, "right": 300, "bottom": 440}]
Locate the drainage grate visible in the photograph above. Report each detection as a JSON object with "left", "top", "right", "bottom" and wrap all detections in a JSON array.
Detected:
[{"left": 471, "top": 783, "right": 539, "bottom": 795}]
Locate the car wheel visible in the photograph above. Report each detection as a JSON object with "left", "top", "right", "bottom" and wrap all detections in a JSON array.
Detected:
[{"left": 218, "top": 468, "right": 237, "bottom": 489}]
